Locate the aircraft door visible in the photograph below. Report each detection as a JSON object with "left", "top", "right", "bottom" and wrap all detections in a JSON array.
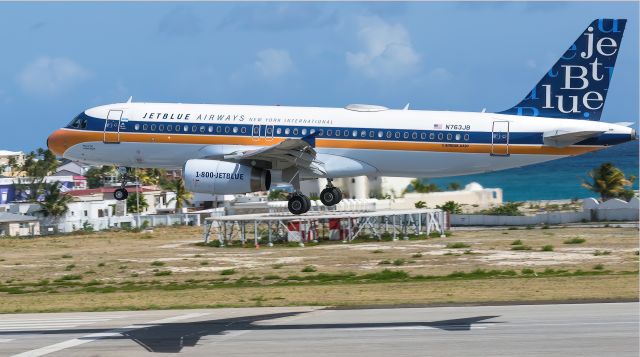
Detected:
[
  {"left": 251, "top": 124, "right": 274, "bottom": 142},
  {"left": 104, "top": 110, "right": 123, "bottom": 144},
  {"left": 491, "top": 121, "right": 510, "bottom": 156}
]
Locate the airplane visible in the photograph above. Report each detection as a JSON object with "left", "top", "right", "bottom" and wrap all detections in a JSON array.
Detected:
[{"left": 47, "top": 19, "right": 636, "bottom": 215}]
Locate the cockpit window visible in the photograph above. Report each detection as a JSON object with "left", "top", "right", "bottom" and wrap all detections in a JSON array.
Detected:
[{"left": 67, "top": 113, "right": 87, "bottom": 129}]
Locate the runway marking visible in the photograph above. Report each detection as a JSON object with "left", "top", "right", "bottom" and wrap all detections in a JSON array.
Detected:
[
  {"left": 0, "top": 316, "right": 126, "bottom": 332},
  {"left": 11, "top": 312, "right": 210, "bottom": 357},
  {"left": 0, "top": 339, "right": 15, "bottom": 343}
]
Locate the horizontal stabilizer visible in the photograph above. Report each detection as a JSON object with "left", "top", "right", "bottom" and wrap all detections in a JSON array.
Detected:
[
  {"left": 543, "top": 129, "right": 604, "bottom": 148},
  {"left": 612, "top": 122, "right": 634, "bottom": 127}
]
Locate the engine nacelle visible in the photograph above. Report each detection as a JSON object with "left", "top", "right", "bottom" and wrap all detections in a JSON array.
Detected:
[{"left": 183, "top": 159, "right": 271, "bottom": 194}]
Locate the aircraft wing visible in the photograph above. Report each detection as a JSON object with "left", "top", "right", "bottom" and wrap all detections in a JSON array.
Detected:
[
  {"left": 223, "top": 134, "right": 326, "bottom": 176},
  {"left": 543, "top": 129, "right": 604, "bottom": 148}
]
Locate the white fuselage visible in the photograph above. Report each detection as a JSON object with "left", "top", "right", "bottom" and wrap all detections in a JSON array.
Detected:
[{"left": 48, "top": 102, "right": 635, "bottom": 180}]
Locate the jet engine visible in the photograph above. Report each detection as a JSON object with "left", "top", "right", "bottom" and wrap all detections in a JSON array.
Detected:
[{"left": 183, "top": 159, "right": 271, "bottom": 194}]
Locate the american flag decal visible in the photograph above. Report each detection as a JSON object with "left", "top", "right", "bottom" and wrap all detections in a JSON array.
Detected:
[{"left": 434, "top": 123, "right": 442, "bottom": 129}]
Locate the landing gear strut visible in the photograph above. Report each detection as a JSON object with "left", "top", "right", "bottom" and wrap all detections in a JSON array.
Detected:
[
  {"left": 113, "top": 166, "right": 129, "bottom": 201},
  {"left": 288, "top": 192, "right": 311, "bottom": 215},
  {"left": 320, "top": 179, "right": 342, "bottom": 206}
]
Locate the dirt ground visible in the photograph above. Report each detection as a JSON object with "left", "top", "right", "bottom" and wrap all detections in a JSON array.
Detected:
[{"left": 0, "top": 225, "right": 637, "bottom": 313}]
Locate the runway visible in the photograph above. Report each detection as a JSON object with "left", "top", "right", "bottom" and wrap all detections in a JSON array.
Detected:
[{"left": 0, "top": 303, "right": 637, "bottom": 356}]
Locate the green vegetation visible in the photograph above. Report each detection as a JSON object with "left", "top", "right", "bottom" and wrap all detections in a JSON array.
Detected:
[
  {"left": 447, "top": 182, "right": 462, "bottom": 191},
  {"left": 271, "top": 264, "right": 284, "bottom": 269},
  {"left": 412, "top": 253, "right": 423, "bottom": 258},
  {"left": 594, "top": 250, "right": 611, "bottom": 256},
  {"left": 593, "top": 264, "right": 605, "bottom": 270},
  {"left": 61, "top": 254, "right": 73, "bottom": 259},
  {"left": 150, "top": 261, "right": 165, "bottom": 266},
  {"left": 220, "top": 269, "right": 236, "bottom": 276},
  {"left": 392, "top": 259, "right": 406, "bottom": 266},
  {"left": 541, "top": 245, "right": 554, "bottom": 252},
  {"left": 564, "top": 237, "right": 586, "bottom": 244},
  {"left": 446, "top": 242, "right": 470, "bottom": 249},
  {"left": 154, "top": 270, "right": 172, "bottom": 276},
  {"left": 126, "top": 192, "right": 149, "bottom": 214},
  {"left": 372, "top": 249, "right": 384, "bottom": 254},
  {"left": 521, "top": 268, "right": 535, "bottom": 275},
  {"left": 414, "top": 201, "right": 427, "bottom": 209},
  {"left": 166, "top": 178, "right": 192, "bottom": 212},
  {"left": 64, "top": 264, "right": 75, "bottom": 271},
  {"left": 511, "top": 239, "right": 523, "bottom": 245},
  {"left": 436, "top": 201, "right": 463, "bottom": 214},
  {"left": 301, "top": 265, "right": 317, "bottom": 273},
  {"left": 511, "top": 245, "right": 532, "bottom": 251},
  {"left": 268, "top": 189, "right": 289, "bottom": 201},
  {"left": 582, "top": 162, "right": 636, "bottom": 202},
  {"left": 483, "top": 202, "right": 523, "bottom": 216},
  {"left": 405, "top": 179, "right": 440, "bottom": 193},
  {"left": 200, "top": 261, "right": 209, "bottom": 265},
  {"left": 378, "top": 260, "right": 391, "bottom": 265}
]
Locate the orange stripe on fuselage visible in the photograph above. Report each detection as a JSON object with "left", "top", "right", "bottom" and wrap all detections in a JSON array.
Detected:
[{"left": 47, "top": 129, "right": 602, "bottom": 157}]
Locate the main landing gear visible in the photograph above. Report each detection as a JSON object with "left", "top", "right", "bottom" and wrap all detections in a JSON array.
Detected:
[
  {"left": 113, "top": 167, "right": 129, "bottom": 201},
  {"left": 286, "top": 179, "right": 343, "bottom": 215}
]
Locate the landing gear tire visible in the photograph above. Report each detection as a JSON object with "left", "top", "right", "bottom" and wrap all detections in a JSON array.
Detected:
[
  {"left": 320, "top": 187, "right": 342, "bottom": 206},
  {"left": 114, "top": 188, "right": 129, "bottom": 201},
  {"left": 288, "top": 193, "right": 310, "bottom": 215}
]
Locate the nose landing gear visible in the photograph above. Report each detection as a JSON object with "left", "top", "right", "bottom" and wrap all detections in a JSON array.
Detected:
[{"left": 113, "top": 166, "right": 130, "bottom": 201}]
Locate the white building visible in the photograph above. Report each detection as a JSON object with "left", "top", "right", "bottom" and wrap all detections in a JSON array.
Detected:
[{"left": 300, "top": 176, "right": 413, "bottom": 199}]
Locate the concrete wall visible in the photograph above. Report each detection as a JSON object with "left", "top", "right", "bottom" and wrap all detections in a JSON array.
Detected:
[{"left": 0, "top": 221, "right": 39, "bottom": 236}]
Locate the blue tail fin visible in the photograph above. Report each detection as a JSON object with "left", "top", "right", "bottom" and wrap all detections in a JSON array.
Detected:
[{"left": 499, "top": 19, "right": 626, "bottom": 121}]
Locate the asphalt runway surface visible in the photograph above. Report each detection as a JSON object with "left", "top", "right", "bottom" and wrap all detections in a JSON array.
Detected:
[{"left": 0, "top": 302, "right": 637, "bottom": 356}]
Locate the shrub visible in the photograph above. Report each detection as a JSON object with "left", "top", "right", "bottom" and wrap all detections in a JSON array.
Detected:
[
  {"left": 64, "top": 264, "right": 76, "bottom": 271},
  {"left": 593, "top": 264, "right": 604, "bottom": 270},
  {"left": 57, "top": 274, "right": 82, "bottom": 281},
  {"left": 412, "top": 253, "right": 423, "bottom": 258},
  {"left": 392, "top": 259, "right": 406, "bottom": 266},
  {"left": 154, "top": 270, "right": 172, "bottom": 276},
  {"left": 372, "top": 250, "right": 384, "bottom": 254},
  {"left": 151, "top": 261, "right": 165, "bottom": 266},
  {"left": 484, "top": 202, "right": 523, "bottom": 216},
  {"left": 200, "top": 261, "right": 209, "bottom": 265},
  {"left": 511, "top": 239, "right": 523, "bottom": 246},
  {"left": 220, "top": 269, "right": 236, "bottom": 275},
  {"left": 272, "top": 264, "right": 284, "bottom": 269},
  {"left": 446, "top": 242, "right": 470, "bottom": 249},
  {"left": 521, "top": 268, "right": 535, "bottom": 275},
  {"left": 378, "top": 260, "right": 391, "bottom": 265},
  {"left": 414, "top": 201, "right": 427, "bottom": 209},
  {"left": 541, "top": 245, "right": 554, "bottom": 252},
  {"left": 436, "top": 201, "right": 463, "bottom": 214},
  {"left": 593, "top": 250, "right": 611, "bottom": 256},
  {"left": 97, "top": 262, "right": 106, "bottom": 267},
  {"left": 511, "top": 245, "right": 532, "bottom": 251},
  {"left": 61, "top": 254, "right": 73, "bottom": 259},
  {"left": 564, "top": 237, "right": 586, "bottom": 244},
  {"left": 301, "top": 265, "right": 317, "bottom": 273}
]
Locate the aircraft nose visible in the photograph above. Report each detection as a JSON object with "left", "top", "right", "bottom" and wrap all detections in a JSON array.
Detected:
[{"left": 47, "top": 129, "right": 67, "bottom": 156}]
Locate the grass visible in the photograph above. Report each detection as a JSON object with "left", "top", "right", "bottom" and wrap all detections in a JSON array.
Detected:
[
  {"left": 392, "top": 259, "right": 406, "bottom": 266},
  {"left": 61, "top": 254, "right": 73, "bottom": 259},
  {"left": 378, "top": 260, "right": 391, "bottom": 265},
  {"left": 541, "top": 245, "right": 554, "bottom": 252},
  {"left": 272, "top": 264, "right": 284, "bottom": 269},
  {"left": 511, "top": 239, "right": 523, "bottom": 245},
  {"left": 150, "top": 261, "right": 165, "bottom": 267},
  {"left": 412, "top": 253, "right": 423, "bottom": 258},
  {"left": 593, "top": 264, "right": 605, "bottom": 270},
  {"left": 594, "top": 250, "right": 611, "bottom": 256},
  {"left": 97, "top": 262, "right": 106, "bottom": 267},
  {"left": 64, "top": 264, "right": 76, "bottom": 271},
  {"left": 200, "top": 261, "right": 209, "bottom": 265},
  {"left": 220, "top": 269, "right": 236, "bottom": 276},
  {"left": 154, "top": 271, "right": 172, "bottom": 276},
  {"left": 372, "top": 249, "right": 384, "bottom": 254},
  {"left": 301, "top": 265, "right": 317, "bottom": 273},
  {"left": 446, "top": 242, "right": 470, "bottom": 249},
  {"left": 564, "top": 237, "right": 586, "bottom": 244},
  {"left": 511, "top": 245, "right": 532, "bottom": 251}
]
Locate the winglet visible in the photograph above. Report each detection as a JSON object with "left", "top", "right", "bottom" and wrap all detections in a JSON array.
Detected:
[
  {"left": 301, "top": 131, "right": 320, "bottom": 147},
  {"left": 127, "top": 96, "right": 133, "bottom": 103},
  {"left": 403, "top": 103, "right": 410, "bottom": 110}
]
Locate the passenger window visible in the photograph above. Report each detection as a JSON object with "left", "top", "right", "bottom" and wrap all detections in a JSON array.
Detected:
[
  {"left": 343, "top": 129, "right": 349, "bottom": 136},
  {"left": 395, "top": 132, "right": 400, "bottom": 139},
  {"left": 143, "top": 124, "right": 148, "bottom": 130},
  {"left": 429, "top": 133, "right": 435, "bottom": 140},
  {"left": 176, "top": 125, "right": 181, "bottom": 132},
  {"left": 336, "top": 130, "right": 341, "bottom": 137},
  {"left": 208, "top": 126, "right": 213, "bottom": 133},
  {"left": 464, "top": 134, "right": 470, "bottom": 141},
  {"left": 200, "top": 126, "right": 205, "bottom": 133},
  {"left": 309, "top": 129, "right": 314, "bottom": 134},
  {"left": 369, "top": 131, "right": 374, "bottom": 138},
  {"left": 403, "top": 132, "right": 409, "bottom": 139},
  {"left": 150, "top": 124, "right": 156, "bottom": 131},
  {"left": 301, "top": 128, "right": 307, "bottom": 135},
  {"left": 447, "top": 133, "right": 452, "bottom": 140},
  {"left": 224, "top": 127, "right": 230, "bottom": 133},
  {"left": 352, "top": 130, "right": 358, "bottom": 138},
  {"left": 361, "top": 130, "right": 366, "bottom": 138},
  {"left": 159, "top": 125, "right": 164, "bottom": 132},
  {"left": 327, "top": 129, "right": 333, "bottom": 136},
  {"left": 216, "top": 126, "right": 221, "bottom": 133},
  {"left": 276, "top": 127, "right": 282, "bottom": 135},
  {"left": 378, "top": 131, "right": 384, "bottom": 138},
  {"left": 134, "top": 124, "right": 140, "bottom": 131},
  {"left": 318, "top": 129, "right": 324, "bottom": 136},
  {"left": 293, "top": 128, "right": 299, "bottom": 135},
  {"left": 455, "top": 134, "right": 461, "bottom": 141},
  {"left": 241, "top": 127, "right": 247, "bottom": 134},
  {"left": 233, "top": 127, "right": 238, "bottom": 133},
  {"left": 192, "top": 125, "right": 197, "bottom": 133},
  {"left": 437, "top": 133, "right": 443, "bottom": 140},
  {"left": 167, "top": 124, "right": 173, "bottom": 131},
  {"left": 421, "top": 133, "right": 426, "bottom": 140},
  {"left": 285, "top": 128, "right": 290, "bottom": 135}
]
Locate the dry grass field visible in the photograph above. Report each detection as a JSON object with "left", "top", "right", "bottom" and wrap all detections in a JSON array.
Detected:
[{"left": 0, "top": 225, "right": 637, "bottom": 313}]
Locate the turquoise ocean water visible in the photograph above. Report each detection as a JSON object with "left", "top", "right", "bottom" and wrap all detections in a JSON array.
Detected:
[{"left": 429, "top": 142, "right": 639, "bottom": 202}]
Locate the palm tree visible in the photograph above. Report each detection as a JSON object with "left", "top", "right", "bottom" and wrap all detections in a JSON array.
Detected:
[
  {"left": 38, "top": 182, "right": 74, "bottom": 224},
  {"left": 126, "top": 192, "right": 149, "bottom": 213},
  {"left": 167, "top": 178, "right": 192, "bottom": 212},
  {"left": 582, "top": 162, "right": 636, "bottom": 202},
  {"left": 406, "top": 179, "right": 440, "bottom": 193}
]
